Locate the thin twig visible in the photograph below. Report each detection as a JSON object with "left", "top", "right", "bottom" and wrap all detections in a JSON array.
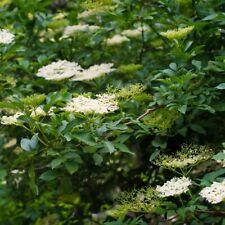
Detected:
[
  {"left": 35, "top": 165, "right": 49, "bottom": 171},
  {"left": 195, "top": 209, "right": 225, "bottom": 216},
  {"left": 125, "top": 105, "right": 163, "bottom": 125}
]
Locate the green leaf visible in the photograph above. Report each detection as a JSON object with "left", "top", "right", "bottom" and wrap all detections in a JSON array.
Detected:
[
  {"left": 50, "top": 158, "right": 64, "bottom": 169},
  {"left": 104, "top": 141, "right": 116, "bottom": 154},
  {"left": 166, "top": 210, "right": 176, "bottom": 218},
  {"left": 152, "top": 137, "right": 167, "bottom": 149},
  {"left": 149, "top": 150, "right": 160, "bottom": 161},
  {"left": 222, "top": 218, "right": 225, "bottom": 225},
  {"left": 46, "top": 91, "right": 71, "bottom": 104},
  {"left": 215, "top": 83, "right": 225, "bottom": 90},
  {"left": 45, "top": 91, "right": 71, "bottom": 111},
  {"left": 212, "top": 152, "right": 225, "bottom": 160},
  {"left": 40, "top": 170, "right": 57, "bottom": 181},
  {"left": 201, "top": 168, "right": 225, "bottom": 186},
  {"left": 93, "top": 154, "right": 103, "bottom": 166},
  {"left": 190, "top": 124, "right": 206, "bottom": 135},
  {"left": 73, "top": 133, "right": 96, "bottom": 146},
  {"left": 213, "top": 103, "right": 225, "bottom": 112},
  {"left": 114, "top": 143, "right": 134, "bottom": 155},
  {"left": 178, "top": 105, "right": 187, "bottom": 114},
  {"left": 169, "top": 63, "right": 177, "bottom": 71},
  {"left": 65, "top": 162, "right": 79, "bottom": 175},
  {"left": 0, "top": 169, "right": 7, "bottom": 180},
  {"left": 0, "top": 101, "right": 23, "bottom": 110},
  {"left": 192, "top": 60, "right": 202, "bottom": 70},
  {"left": 202, "top": 14, "right": 218, "bottom": 21},
  {"left": 196, "top": 205, "right": 208, "bottom": 211},
  {"left": 63, "top": 151, "right": 82, "bottom": 162},
  {"left": 37, "top": 55, "right": 48, "bottom": 64}
]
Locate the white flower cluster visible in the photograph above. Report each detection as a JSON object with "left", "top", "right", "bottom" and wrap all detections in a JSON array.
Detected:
[
  {"left": 0, "top": 29, "right": 15, "bottom": 44},
  {"left": 36, "top": 60, "right": 83, "bottom": 80},
  {"left": 37, "top": 60, "right": 115, "bottom": 81},
  {"left": 71, "top": 63, "right": 115, "bottom": 81},
  {"left": 62, "top": 24, "right": 100, "bottom": 38},
  {"left": 1, "top": 107, "right": 48, "bottom": 126},
  {"left": 105, "top": 25, "right": 149, "bottom": 46},
  {"left": 121, "top": 26, "right": 150, "bottom": 38},
  {"left": 1, "top": 112, "right": 23, "bottom": 125},
  {"left": 156, "top": 177, "right": 192, "bottom": 197},
  {"left": 200, "top": 180, "right": 225, "bottom": 204},
  {"left": 63, "top": 94, "right": 118, "bottom": 114},
  {"left": 106, "top": 35, "right": 129, "bottom": 46}
]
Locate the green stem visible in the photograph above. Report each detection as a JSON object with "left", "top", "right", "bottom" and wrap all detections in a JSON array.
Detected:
[
  {"left": 188, "top": 190, "right": 193, "bottom": 199},
  {"left": 178, "top": 195, "right": 184, "bottom": 207},
  {"left": 21, "top": 124, "right": 48, "bottom": 147}
]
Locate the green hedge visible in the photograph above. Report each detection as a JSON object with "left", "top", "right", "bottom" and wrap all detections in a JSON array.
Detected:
[{"left": 0, "top": 0, "right": 224, "bottom": 224}]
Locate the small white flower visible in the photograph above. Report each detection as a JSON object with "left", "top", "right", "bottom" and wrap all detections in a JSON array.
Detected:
[
  {"left": 62, "top": 24, "right": 100, "bottom": 38},
  {"left": 122, "top": 29, "right": 142, "bottom": 38},
  {"left": 1, "top": 112, "right": 24, "bottom": 125},
  {"left": 11, "top": 169, "right": 25, "bottom": 174},
  {"left": 96, "top": 94, "right": 119, "bottom": 113},
  {"left": 71, "top": 63, "right": 115, "bottom": 81},
  {"left": 63, "top": 94, "right": 118, "bottom": 114},
  {"left": 156, "top": 177, "right": 192, "bottom": 197},
  {"left": 122, "top": 26, "right": 150, "bottom": 38},
  {"left": 30, "top": 106, "right": 46, "bottom": 118},
  {"left": 106, "top": 35, "right": 129, "bottom": 46},
  {"left": 200, "top": 180, "right": 225, "bottom": 204},
  {"left": 0, "top": 29, "right": 15, "bottom": 44},
  {"left": 36, "top": 60, "right": 83, "bottom": 80},
  {"left": 88, "top": 25, "right": 100, "bottom": 32}
]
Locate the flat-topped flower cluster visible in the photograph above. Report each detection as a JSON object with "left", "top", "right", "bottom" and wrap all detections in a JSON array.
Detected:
[
  {"left": 200, "top": 180, "right": 225, "bottom": 204},
  {"left": 36, "top": 60, "right": 115, "bottom": 81},
  {"left": 63, "top": 94, "right": 118, "bottom": 114},
  {"left": 156, "top": 177, "right": 192, "bottom": 197},
  {"left": 0, "top": 29, "right": 15, "bottom": 44},
  {"left": 1, "top": 112, "right": 23, "bottom": 125},
  {"left": 106, "top": 25, "right": 150, "bottom": 46},
  {"left": 62, "top": 24, "right": 100, "bottom": 38},
  {"left": 36, "top": 60, "right": 83, "bottom": 80}
]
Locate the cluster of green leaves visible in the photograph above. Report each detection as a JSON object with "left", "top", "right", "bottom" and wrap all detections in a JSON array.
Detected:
[{"left": 0, "top": 0, "right": 225, "bottom": 224}]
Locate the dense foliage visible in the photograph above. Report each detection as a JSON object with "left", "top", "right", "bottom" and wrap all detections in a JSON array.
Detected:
[{"left": 0, "top": 0, "right": 225, "bottom": 224}]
